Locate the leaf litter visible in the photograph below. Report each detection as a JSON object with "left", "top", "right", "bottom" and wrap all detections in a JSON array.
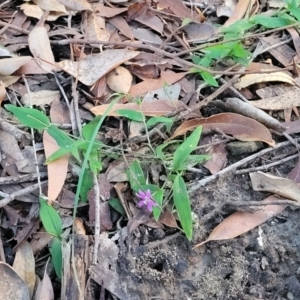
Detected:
[{"left": 1, "top": 0, "right": 300, "bottom": 299}]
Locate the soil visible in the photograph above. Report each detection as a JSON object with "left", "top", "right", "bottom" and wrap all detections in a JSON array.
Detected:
[{"left": 111, "top": 153, "right": 300, "bottom": 300}]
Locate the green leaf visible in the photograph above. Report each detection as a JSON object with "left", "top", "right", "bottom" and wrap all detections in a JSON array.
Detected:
[
  {"left": 220, "top": 19, "right": 254, "bottom": 34},
  {"left": 146, "top": 117, "right": 174, "bottom": 133},
  {"left": 152, "top": 189, "right": 163, "bottom": 221},
  {"left": 82, "top": 116, "right": 102, "bottom": 140},
  {"left": 155, "top": 140, "right": 179, "bottom": 161},
  {"left": 176, "top": 154, "right": 211, "bottom": 170},
  {"left": 126, "top": 160, "right": 146, "bottom": 192},
  {"left": 49, "top": 237, "right": 62, "bottom": 279},
  {"left": 181, "top": 18, "right": 192, "bottom": 27},
  {"left": 116, "top": 109, "right": 144, "bottom": 122},
  {"left": 173, "top": 175, "right": 192, "bottom": 240},
  {"left": 5, "top": 104, "right": 50, "bottom": 130},
  {"left": 109, "top": 198, "right": 126, "bottom": 216},
  {"left": 39, "top": 196, "right": 62, "bottom": 238},
  {"left": 200, "top": 71, "right": 219, "bottom": 87},
  {"left": 79, "top": 169, "right": 93, "bottom": 202},
  {"left": 232, "top": 43, "right": 251, "bottom": 58},
  {"left": 289, "top": 7, "right": 300, "bottom": 21},
  {"left": 172, "top": 126, "right": 202, "bottom": 171},
  {"left": 251, "top": 15, "right": 295, "bottom": 28}
]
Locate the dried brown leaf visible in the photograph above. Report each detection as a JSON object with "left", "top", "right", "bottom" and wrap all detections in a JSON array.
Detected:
[
  {"left": 28, "top": 24, "right": 57, "bottom": 73},
  {"left": 93, "top": 3, "right": 128, "bottom": 18},
  {"left": 0, "top": 81, "right": 6, "bottom": 105},
  {"left": 0, "top": 56, "right": 32, "bottom": 76},
  {"left": 129, "top": 71, "right": 187, "bottom": 97},
  {"left": 34, "top": 271, "right": 54, "bottom": 300},
  {"left": 250, "top": 89, "right": 300, "bottom": 110},
  {"left": 56, "top": 49, "right": 139, "bottom": 86},
  {"left": 250, "top": 171, "right": 300, "bottom": 202},
  {"left": 135, "top": 11, "right": 164, "bottom": 34},
  {"left": 32, "top": 0, "right": 67, "bottom": 13},
  {"left": 91, "top": 99, "right": 187, "bottom": 117},
  {"left": 12, "top": 242, "right": 36, "bottom": 298},
  {"left": 169, "top": 113, "right": 275, "bottom": 147},
  {"left": 159, "top": 209, "right": 180, "bottom": 229},
  {"left": 234, "top": 72, "right": 294, "bottom": 90},
  {"left": 193, "top": 195, "right": 286, "bottom": 248},
  {"left": 57, "top": 0, "right": 92, "bottom": 11},
  {"left": 44, "top": 99, "right": 70, "bottom": 201},
  {"left": 107, "top": 66, "right": 132, "bottom": 93},
  {"left": 108, "top": 16, "right": 134, "bottom": 40},
  {"left": 21, "top": 90, "right": 60, "bottom": 108},
  {"left": 0, "top": 262, "right": 30, "bottom": 300}
]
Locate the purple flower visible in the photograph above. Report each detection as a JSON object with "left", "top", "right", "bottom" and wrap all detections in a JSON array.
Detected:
[{"left": 136, "top": 189, "right": 157, "bottom": 212}]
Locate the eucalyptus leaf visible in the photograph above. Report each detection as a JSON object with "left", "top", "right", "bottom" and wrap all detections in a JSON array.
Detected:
[
  {"left": 173, "top": 175, "right": 192, "bottom": 240},
  {"left": 172, "top": 126, "right": 202, "bottom": 171},
  {"left": 5, "top": 104, "right": 50, "bottom": 130}
]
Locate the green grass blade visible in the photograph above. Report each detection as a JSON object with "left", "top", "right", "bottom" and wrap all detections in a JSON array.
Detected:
[{"left": 49, "top": 237, "right": 62, "bottom": 279}]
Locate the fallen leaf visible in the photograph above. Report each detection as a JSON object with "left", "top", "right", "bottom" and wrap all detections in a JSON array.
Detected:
[
  {"left": 130, "top": 27, "right": 162, "bottom": 45},
  {"left": 129, "top": 71, "right": 187, "bottom": 97},
  {"left": 28, "top": 23, "right": 57, "bottom": 73},
  {"left": 203, "top": 141, "right": 227, "bottom": 174},
  {"left": 159, "top": 209, "right": 180, "bottom": 229},
  {"left": 106, "top": 162, "right": 127, "bottom": 182},
  {"left": 182, "top": 23, "right": 216, "bottom": 43},
  {"left": 0, "top": 56, "right": 32, "bottom": 76},
  {"left": 169, "top": 113, "right": 275, "bottom": 147},
  {"left": 135, "top": 11, "right": 164, "bottom": 34},
  {"left": 0, "top": 81, "right": 6, "bottom": 104},
  {"left": 217, "top": 0, "right": 236, "bottom": 17},
  {"left": 91, "top": 99, "right": 187, "bottom": 117},
  {"left": 222, "top": 0, "right": 255, "bottom": 28},
  {"left": 84, "top": 12, "right": 110, "bottom": 47},
  {"left": 21, "top": 90, "right": 60, "bottom": 108},
  {"left": 0, "top": 262, "right": 30, "bottom": 300},
  {"left": 20, "top": 3, "right": 67, "bottom": 21},
  {"left": 108, "top": 16, "right": 134, "bottom": 40},
  {"left": 44, "top": 99, "right": 70, "bottom": 201},
  {"left": 234, "top": 72, "right": 294, "bottom": 89},
  {"left": 57, "top": 0, "right": 92, "bottom": 11},
  {"left": 107, "top": 66, "right": 132, "bottom": 93},
  {"left": 32, "top": 0, "right": 67, "bottom": 13},
  {"left": 93, "top": 3, "right": 128, "bottom": 18},
  {"left": 34, "top": 271, "right": 54, "bottom": 300},
  {"left": 12, "top": 241, "right": 36, "bottom": 298},
  {"left": 250, "top": 88, "right": 300, "bottom": 110},
  {"left": 0, "top": 75, "right": 20, "bottom": 87},
  {"left": 250, "top": 171, "right": 300, "bottom": 202},
  {"left": 193, "top": 195, "right": 286, "bottom": 248},
  {"left": 16, "top": 59, "right": 50, "bottom": 75},
  {"left": 56, "top": 49, "right": 139, "bottom": 86},
  {"left": 157, "top": 0, "right": 200, "bottom": 22}
]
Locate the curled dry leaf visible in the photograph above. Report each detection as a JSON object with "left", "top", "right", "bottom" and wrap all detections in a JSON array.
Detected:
[
  {"left": 0, "top": 262, "right": 30, "bottom": 300},
  {"left": 12, "top": 241, "right": 36, "bottom": 298},
  {"left": 234, "top": 72, "right": 295, "bottom": 90},
  {"left": 32, "top": 0, "right": 67, "bottom": 13},
  {"left": 0, "top": 56, "right": 32, "bottom": 76},
  {"left": 91, "top": 99, "right": 187, "bottom": 117},
  {"left": 56, "top": 49, "right": 139, "bottom": 86},
  {"left": 21, "top": 90, "right": 60, "bottom": 108},
  {"left": 107, "top": 66, "right": 133, "bottom": 93},
  {"left": 250, "top": 171, "right": 300, "bottom": 203},
  {"left": 193, "top": 195, "right": 286, "bottom": 248},
  {"left": 28, "top": 24, "right": 58, "bottom": 73},
  {"left": 169, "top": 113, "right": 275, "bottom": 147}
]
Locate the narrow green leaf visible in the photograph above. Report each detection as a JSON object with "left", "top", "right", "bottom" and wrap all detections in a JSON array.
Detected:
[
  {"left": 251, "top": 15, "right": 295, "bottom": 28},
  {"left": 49, "top": 237, "right": 62, "bottom": 279},
  {"left": 5, "top": 104, "right": 50, "bottom": 130},
  {"left": 220, "top": 19, "right": 254, "bottom": 34},
  {"left": 82, "top": 116, "right": 102, "bottom": 140},
  {"left": 126, "top": 160, "right": 146, "bottom": 192},
  {"left": 289, "top": 7, "right": 300, "bottom": 21},
  {"left": 152, "top": 189, "right": 163, "bottom": 221},
  {"left": 116, "top": 109, "right": 144, "bottom": 122},
  {"left": 155, "top": 140, "right": 179, "bottom": 160},
  {"left": 39, "top": 197, "right": 62, "bottom": 238},
  {"left": 108, "top": 198, "right": 126, "bottom": 216},
  {"left": 47, "top": 125, "right": 74, "bottom": 148},
  {"left": 79, "top": 169, "right": 93, "bottom": 202},
  {"left": 172, "top": 126, "right": 202, "bottom": 171},
  {"left": 176, "top": 154, "right": 211, "bottom": 170},
  {"left": 146, "top": 117, "right": 174, "bottom": 133},
  {"left": 200, "top": 71, "right": 219, "bottom": 87},
  {"left": 173, "top": 175, "right": 192, "bottom": 240}
]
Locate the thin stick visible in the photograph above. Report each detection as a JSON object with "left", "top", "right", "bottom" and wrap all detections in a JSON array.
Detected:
[
  {"left": 188, "top": 138, "right": 300, "bottom": 192},
  {"left": 92, "top": 173, "right": 100, "bottom": 264}
]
